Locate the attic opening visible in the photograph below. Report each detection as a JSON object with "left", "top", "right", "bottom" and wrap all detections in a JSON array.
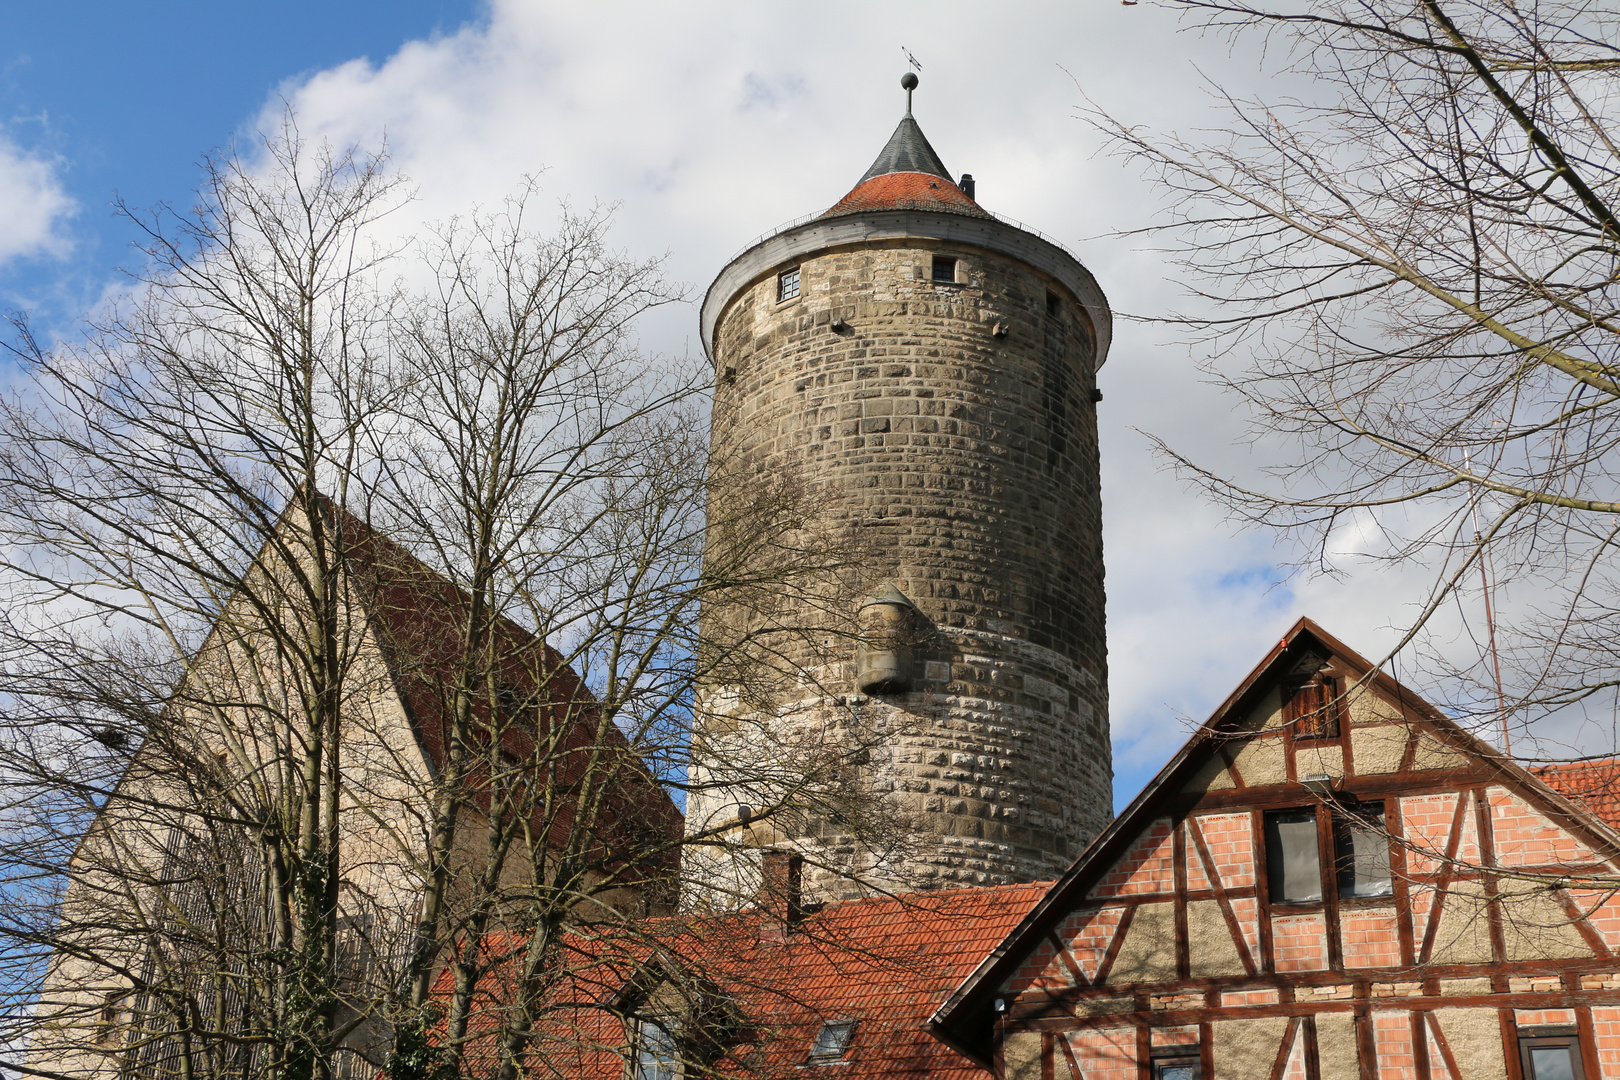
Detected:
[
  {"left": 1284, "top": 674, "right": 1342, "bottom": 740},
  {"left": 631, "top": 1017, "right": 680, "bottom": 1080}
]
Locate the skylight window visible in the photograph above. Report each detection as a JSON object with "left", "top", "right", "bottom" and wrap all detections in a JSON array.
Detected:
[{"left": 808, "top": 1018, "right": 857, "bottom": 1064}]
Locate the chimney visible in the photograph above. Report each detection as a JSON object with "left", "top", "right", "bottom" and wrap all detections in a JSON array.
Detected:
[
  {"left": 757, "top": 849, "right": 804, "bottom": 929},
  {"left": 959, "top": 173, "right": 975, "bottom": 200}
]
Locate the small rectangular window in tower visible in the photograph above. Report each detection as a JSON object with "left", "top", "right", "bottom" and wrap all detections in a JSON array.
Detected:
[
  {"left": 932, "top": 256, "right": 958, "bottom": 283},
  {"left": 777, "top": 267, "right": 800, "bottom": 303},
  {"left": 1046, "top": 290, "right": 1061, "bottom": 316},
  {"left": 1520, "top": 1031, "right": 1584, "bottom": 1080}
]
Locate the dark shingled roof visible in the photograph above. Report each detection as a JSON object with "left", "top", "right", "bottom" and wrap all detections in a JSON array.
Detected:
[
  {"left": 823, "top": 112, "right": 988, "bottom": 220},
  {"left": 859, "top": 115, "right": 953, "bottom": 182}
]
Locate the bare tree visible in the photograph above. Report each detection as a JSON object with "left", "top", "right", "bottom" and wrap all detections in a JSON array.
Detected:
[
  {"left": 0, "top": 122, "right": 903, "bottom": 1080},
  {"left": 0, "top": 116, "right": 409, "bottom": 1080},
  {"left": 1102, "top": 0, "right": 1620, "bottom": 752},
  {"left": 357, "top": 190, "right": 905, "bottom": 1080}
]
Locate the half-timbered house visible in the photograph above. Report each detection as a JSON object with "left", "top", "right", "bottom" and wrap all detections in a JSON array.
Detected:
[{"left": 930, "top": 617, "right": 1620, "bottom": 1080}]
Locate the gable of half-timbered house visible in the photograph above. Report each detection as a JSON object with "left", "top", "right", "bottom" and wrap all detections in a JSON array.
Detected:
[{"left": 932, "top": 618, "right": 1620, "bottom": 1080}]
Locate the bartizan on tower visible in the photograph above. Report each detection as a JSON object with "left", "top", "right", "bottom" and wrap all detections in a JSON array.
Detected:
[{"left": 689, "top": 74, "right": 1114, "bottom": 901}]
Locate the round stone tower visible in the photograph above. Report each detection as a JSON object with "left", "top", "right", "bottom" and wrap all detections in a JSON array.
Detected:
[{"left": 690, "top": 77, "right": 1114, "bottom": 898}]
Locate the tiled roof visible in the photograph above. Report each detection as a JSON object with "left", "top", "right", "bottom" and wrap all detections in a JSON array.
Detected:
[
  {"left": 322, "top": 499, "right": 684, "bottom": 862},
  {"left": 441, "top": 882, "right": 1047, "bottom": 1078},
  {"left": 823, "top": 171, "right": 989, "bottom": 220},
  {"left": 1532, "top": 758, "right": 1620, "bottom": 830}
]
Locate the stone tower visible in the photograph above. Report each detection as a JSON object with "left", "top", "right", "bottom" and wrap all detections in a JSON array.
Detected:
[{"left": 690, "top": 76, "right": 1114, "bottom": 898}]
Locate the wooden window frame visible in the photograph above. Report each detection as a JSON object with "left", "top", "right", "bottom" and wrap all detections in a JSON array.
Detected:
[
  {"left": 1284, "top": 674, "right": 1341, "bottom": 741},
  {"left": 1333, "top": 802, "right": 1394, "bottom": 904},
  {"left": 1518, "top": 1028, "right": 1585, "bottom": 1080},
  {"left": 1265, "top": 802, "right": 1393, "bottom": 909},
  {"left": 1149, "top": 1046, "right": 1203, "bottom": 1080},
  {"left": 629, "top": 1016, "right": 682, "bottom": 1080}
]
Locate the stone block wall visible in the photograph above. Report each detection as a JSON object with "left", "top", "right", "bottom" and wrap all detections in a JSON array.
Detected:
[{"left": 692, "top": 235, "right": 1113, "bottom": 894}]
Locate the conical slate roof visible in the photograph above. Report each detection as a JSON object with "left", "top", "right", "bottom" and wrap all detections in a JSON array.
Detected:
[
  {"left": 859, "top": 115, "right": 953, "bottom": 183},
  {"left": 823, "top": 110, "right": 989, "bottom": 221}
]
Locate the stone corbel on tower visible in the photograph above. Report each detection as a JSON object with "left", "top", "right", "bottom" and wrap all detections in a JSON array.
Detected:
[{"left": 856, "top": 584, "right": 920, "bottom": 695}]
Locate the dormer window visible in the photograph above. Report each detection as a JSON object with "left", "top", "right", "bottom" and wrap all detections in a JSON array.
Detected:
[
  {"left": 808, "top": 1018, "right": 857, "bottom": 1064},
  {"left": 778, "top": 267, "right": 800, "bottom": 303},
  {"left": 632, "top": 1017, "right": 680, "bottom": 1080}
]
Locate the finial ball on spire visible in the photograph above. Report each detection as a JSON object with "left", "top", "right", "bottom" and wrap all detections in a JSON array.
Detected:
[{"left": 901, "top": 72, "right": 919, "bottom": 91}]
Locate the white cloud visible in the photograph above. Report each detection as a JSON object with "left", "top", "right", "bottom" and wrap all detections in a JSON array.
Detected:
[
  {"left": 0, "top": 133, "right": 73, "bottom": 264},
  {"left": 255, "top": 0, "right": 1531, "bottom": 797}
]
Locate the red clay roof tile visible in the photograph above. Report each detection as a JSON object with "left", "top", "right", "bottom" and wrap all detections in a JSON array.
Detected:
[
  {"left": 822, "top": 172, "right": 990, "bottom": 220},
  {"left": 1532, "top": 757, "right": 1620, "bottom": 831},
  {"left": 439, "top": 882, "right": 1047, "bottom": 1078}
]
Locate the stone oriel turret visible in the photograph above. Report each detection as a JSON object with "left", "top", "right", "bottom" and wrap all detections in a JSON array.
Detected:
[{"left": 691, "top": 76, "right": 1114, "bottom": 896}]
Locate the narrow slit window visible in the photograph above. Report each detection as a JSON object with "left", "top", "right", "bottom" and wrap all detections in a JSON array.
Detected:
[
  {"left": 1520, "top": 1033, "right": 1584, "bottom": 1080},
  {"left": 1336, "top": 803, "right": 1393, "bottom": 899},
  {"left": 1046, "top": 291, "right": 1061, "bottom": 317},
  {"left": 1264, "top": 808, "right": 1323, "bottom": 903},
  {"left": 778, "top": 267, "right": 800, "bottom": 303},
  {"left": 932, "top": 256, "right": 958, "bottom": 283}
]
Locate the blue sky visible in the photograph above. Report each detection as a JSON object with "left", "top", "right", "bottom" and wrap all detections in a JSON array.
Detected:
[{"left": 0, "top": 1, "right": 484, "bottom": 327}]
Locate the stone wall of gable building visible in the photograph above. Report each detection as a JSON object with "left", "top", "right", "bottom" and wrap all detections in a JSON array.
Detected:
[{"left": 692, "top": 237, "right": 1112, "bottom": 895}]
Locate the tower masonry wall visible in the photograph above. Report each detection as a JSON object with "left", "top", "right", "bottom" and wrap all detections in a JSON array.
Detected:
[{"left": 695, "top": 232, "right": 1113, "bottom": 895}]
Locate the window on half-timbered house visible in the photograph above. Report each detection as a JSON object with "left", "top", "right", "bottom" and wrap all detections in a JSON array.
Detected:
[
  {"left": 1151, "top": 1051, "right": 1202, "bottom": 1080},
  {"left": 1264, "top": 809, "right": 1323, "bottom": 903},
  {"left": 1266, "top": 803, "right": 1392, "bottom": 904},
  {"left": 1334, "top": 803, "right": 1393, "bottom": 899},
  {"left": 1283, "top": 674, "right": 1340, "bottom": 739},
  {"left": 1519, "top": 1030, "right": 1585, "bottom": 1080}
]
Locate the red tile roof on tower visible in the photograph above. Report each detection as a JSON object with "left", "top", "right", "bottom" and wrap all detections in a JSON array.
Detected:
[
  {"left": 820, "top": 95, "right": 989, "bottom": 220},
  {"left": 1532, "top": 757, "right": 1620, "bottom": 830},
  {"left": 439, "top": 881, "right": 1047, "bottom": 1078},
  {"left": 824, "top": 171, "right": 990, "bottom": 219},
  {"left": 323, "top": 498, "right": 684, "bottom": 869}
]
